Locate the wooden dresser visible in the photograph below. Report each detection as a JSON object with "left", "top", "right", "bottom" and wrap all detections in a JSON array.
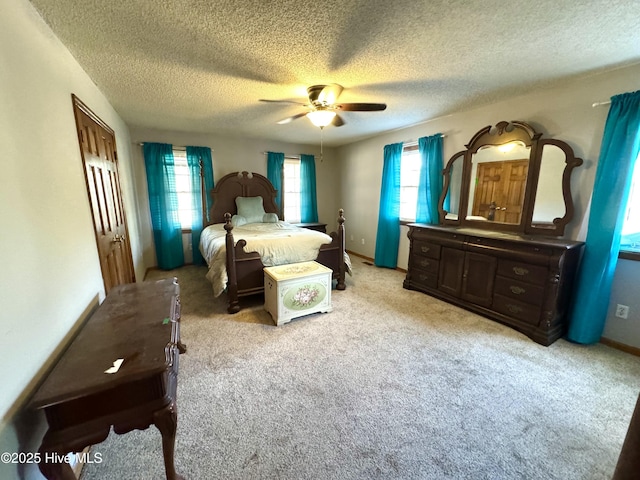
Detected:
[
  {"left": 30, "top": 278, "right": 186, "bottom": 480},
  {"left": 403, "top": 224, "right": 584, "bottom": 345}
]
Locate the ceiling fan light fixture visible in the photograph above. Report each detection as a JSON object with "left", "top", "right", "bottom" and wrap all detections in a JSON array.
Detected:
[{"left": 306, "top": 110, "right": 336, "bottom": 128}]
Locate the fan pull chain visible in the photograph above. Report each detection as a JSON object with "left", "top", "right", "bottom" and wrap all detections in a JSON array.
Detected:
[{"left": 320, "top": 126, "right": 324, "bottom": 162}]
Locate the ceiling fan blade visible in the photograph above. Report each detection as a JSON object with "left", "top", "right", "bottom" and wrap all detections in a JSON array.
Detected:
[
  {"left": 276, "top": 112, "right": 307, "bottom": 124},
  {"left": 332, "top": 114, "right": 345, "bottom": 127},
  {"left": 259, "top": 99, "right": 308, "bottom": 106},
  {"left": 335, "top": 102, "right": 387, "bottom": 111}
]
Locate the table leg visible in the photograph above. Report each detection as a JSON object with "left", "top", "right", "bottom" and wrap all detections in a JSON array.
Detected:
[
  {"left": 37, "top": 450, "right": 76, "bottom": 480},
  {"left": 153, "top": 401, "right": 184, "bottom": 480}
]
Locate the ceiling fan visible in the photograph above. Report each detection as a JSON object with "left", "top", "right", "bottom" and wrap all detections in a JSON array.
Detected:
[{"left": 259, "top": 84, "right": 387, "bottom": 128}]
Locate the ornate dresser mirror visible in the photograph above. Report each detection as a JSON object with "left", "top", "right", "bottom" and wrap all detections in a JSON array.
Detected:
[
  {"left": 439, "top": 121, "right": 583, "bottom": 236},
  {"left": 405, "top": 120, "right": 585, "bottom": 345}
]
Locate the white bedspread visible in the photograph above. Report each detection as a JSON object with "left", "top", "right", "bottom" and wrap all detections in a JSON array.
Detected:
[{"left": 199, "top": 221, "right": 334, "bottom": 297}]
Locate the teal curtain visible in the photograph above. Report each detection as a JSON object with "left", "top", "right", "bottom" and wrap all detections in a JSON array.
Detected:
[
  {"left": 416, "top": 134, "right": 444, "bottom": 224},
  {"left": 267, "top": 151, "right": 285, "bottom": 217},
  {"left": 300, "top": 154, "right": 319, "bottom": 223},
  {"left": 567, "top": 90, "right": 640, "bottom": 344},
  {"left": 186, "top": 146, "right": 214, "bottom": 265},
  {"left": 143, "top": 143, "right": 184, "bottom": 269},
  {"left": 374, "top": 142, "right": 404, "bottom": 268}
]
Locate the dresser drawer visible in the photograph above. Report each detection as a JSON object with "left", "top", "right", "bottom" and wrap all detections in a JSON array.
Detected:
[
  {"left": 493, "top": 294, "right": 541, "bottom": 326},
  {"left": 494, "top": 276, "right": 545, "bottom": 306},
  {"left": 408, "top": 267, "right": 438, "bottom": 289},
  {"left": 410, "top": 255, "right": 439, "bottom": 273},
  {"left": 497, "top": 259, "right": 548, "bottom": 285},
  {"left": 412, "top": 240, "right": 441, "bottom": 259}
]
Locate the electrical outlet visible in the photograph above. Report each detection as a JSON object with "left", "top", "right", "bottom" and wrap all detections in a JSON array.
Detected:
[
  {"left": 361, "top": 238, "right": 365, "bottom": 245},
  {"left": 350, "top": 235, "right": 354, "bottom": 241},
  {"left": 615, "top": 304, "right": 630, "bottom": 319}
]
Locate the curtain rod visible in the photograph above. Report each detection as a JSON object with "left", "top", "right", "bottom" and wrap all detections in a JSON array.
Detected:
[
  {"left": 262, "top": 152, "right": 300, "bottom": 160},
  {"left": 138, "top": 143, "right": 186, "bottom": 151},
  {"left": 592, "top": 100, "right": 612, "bottom": 107},
  {"left": 138, "top": 143, "right": 214, "bottom": 152},
  {"left": 402, "top": 134, "right": 447, "bottom": 144}
]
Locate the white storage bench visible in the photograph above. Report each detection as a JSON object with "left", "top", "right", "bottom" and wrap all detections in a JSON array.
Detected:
[{"left": 264, "top": 261, "right": 333, "bottom": 326}]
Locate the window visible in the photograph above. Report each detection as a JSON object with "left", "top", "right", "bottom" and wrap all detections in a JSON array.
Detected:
[
  {"left": 620, "top": 152, "right": 640, "bottom": 255},
  {"left": 172, "top": 149, "right": 194, "bottom": 230},
  {"left": 283, "top": 158, "right": 301, "bottom": 223},
  {"left": 399, "top": 145, "right": 421, "bottom": 222}
]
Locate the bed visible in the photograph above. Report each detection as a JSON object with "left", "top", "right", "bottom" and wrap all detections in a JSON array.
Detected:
[{"left": 199, "top": 170, "right": 347, "bottom": 313}]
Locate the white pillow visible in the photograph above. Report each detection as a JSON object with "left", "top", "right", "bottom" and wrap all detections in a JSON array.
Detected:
[
  {"left": 231, "top": 215, "right": 248, "bottom": 227},
  {"left": 262, "top": 213, "right": 279, "bottom": 223},
  {"left": 235, "top": 196, "right": 266, "bottom": 224}
]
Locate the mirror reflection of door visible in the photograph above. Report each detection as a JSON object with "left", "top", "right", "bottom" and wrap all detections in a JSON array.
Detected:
[{"left": 471, "top": 159, "right": 528, "bottom": 223}]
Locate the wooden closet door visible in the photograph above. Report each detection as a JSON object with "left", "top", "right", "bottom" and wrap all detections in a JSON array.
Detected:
[
  {"left": 499, "top": 160, "right": 528, "bottom": 224},
  {"left": 471, "top": 159, "right": 528, "bottom": 223},
  {"left": 72, "top": 95, "right": 135, "bottom": 293}
]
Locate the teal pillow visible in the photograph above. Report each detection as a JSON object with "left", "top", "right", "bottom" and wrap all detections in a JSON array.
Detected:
[
  {"left": 235, "top": 196, "right": 266, "bottom": 224},
  {"left": 262, "top": 213, "right": 279, "bottom": 223}
]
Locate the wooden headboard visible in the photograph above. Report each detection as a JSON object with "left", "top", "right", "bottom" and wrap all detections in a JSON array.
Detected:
[{"left": 204, "top": 171, "right": 280, "bottom": 226}]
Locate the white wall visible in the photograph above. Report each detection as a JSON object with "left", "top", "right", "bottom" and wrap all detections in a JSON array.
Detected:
[
  {"left": 1, "top": 5, "right": 638, "bottom": 477},
  {"left": 0, "top": 2, "right": 142, "bottom": 478},
  {"left": 129, "top": 127, "right": 341, "bottom": 269},
  {"left": 603, "top": 259, "right": 640, "bottom": 346},
  {"left": 337, "top": 63, "right": 640, "bottom": 346}
]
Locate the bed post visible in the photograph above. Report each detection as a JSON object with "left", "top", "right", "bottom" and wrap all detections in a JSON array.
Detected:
[
  {"left": 223, "top": 213, "right": 240, "bottom": 313},
  {"left": 336, "top": 209, "right": 346, "bottom": 290}
]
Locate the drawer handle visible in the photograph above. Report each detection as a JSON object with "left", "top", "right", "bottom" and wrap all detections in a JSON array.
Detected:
[
  {"left": 419, "top": 274, "right": 428, "bottom": 281},
  {"left": 513, "top": 266, "right": 529, "bottom": 276},
  {"left": 509, "top": 286, "right": 526, "bottom": 295},
  {"left": 421, "top": 246, "right": 430, "bottom": 253},
  {"left": 420, "top": 259, "right": 430, "bottom": 268},
  {"left": 506, "top": 304, "right": 523, "bottom": 314}
]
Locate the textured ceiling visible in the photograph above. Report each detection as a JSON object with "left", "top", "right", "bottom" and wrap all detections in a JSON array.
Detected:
[{"left": 28, "top": 0, "right": 640, "bottom": 146}]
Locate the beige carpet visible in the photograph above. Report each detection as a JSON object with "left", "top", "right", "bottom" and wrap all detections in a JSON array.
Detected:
[{"left": 80, "top": 259, "right": 640, "bottom": 480}]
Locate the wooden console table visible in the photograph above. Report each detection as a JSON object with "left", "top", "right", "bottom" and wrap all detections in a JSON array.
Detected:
[{"left": 29, "top": 278, "right": 186, "bottom": 480}]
